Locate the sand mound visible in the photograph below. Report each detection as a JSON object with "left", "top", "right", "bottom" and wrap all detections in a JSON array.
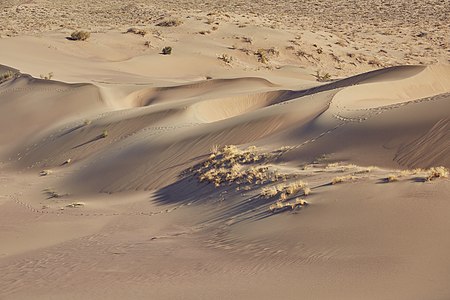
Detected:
[{"left": 2, "top": 64, "right": 448, "bottom": 194}]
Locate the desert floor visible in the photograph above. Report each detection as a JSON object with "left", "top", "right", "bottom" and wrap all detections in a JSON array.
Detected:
[{"left": 1, "top": 1, "right": 450, "bottom": 299}]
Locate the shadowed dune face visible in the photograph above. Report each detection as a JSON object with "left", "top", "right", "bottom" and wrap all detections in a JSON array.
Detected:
[{"left": 0, "top": 74, "right": 104, "bottom": 149}]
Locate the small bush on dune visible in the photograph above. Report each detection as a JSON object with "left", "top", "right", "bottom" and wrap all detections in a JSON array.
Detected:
[
  {"left": 269, "top": 198, "right": 308, "bottom": 213},
  {"left": 100, "top": 130, "right": 108, "bottom": 138},
  {"left": 126, "top": 27, "right": 147, "bottom": 36},
  {"left": 218, "top": 53, "right": 233, "bottom": 64},
  {"left": 0, "top": 71, "right": 17, "bottom": 83},
  {"left": 255, "top": 49, "right": 269, "bottom": 64},
  {"left": 425, "top": 166, "right": 449, "bottom": 181},
  {"left": 156, "top": 18, "right": 182, "bottom": 27},
  {"left": 195, "top": 145, "right": 272, "bottom": 187},
  {"left": 161, "top": 46, "right": 172, "bottom": 55},
  {"left": 261, "top": 187, "right": 278, "bottom": 198},
  {"left": 331, "top": 175, "right": 355, "bottom": 184},
  {"left": 384, "top": 174, "right": 399, "bottom": 182},
  {"left": 70, "top": 31, "right": 90, "bottom": 41},
  {"left": 44, "top": 188, "right": 67, "bottom": 199},
  {"left": 40, "top": 72, "right": 53, "bottom": 80},
  {"left": 314, "top": 70, "right": 332, "bottom": 82},
  {"left": 260, "top": 180, "right": 310, "bottom": 198},
  {"left": 39, "top": 169, "right": 52, "bottom": 176}
]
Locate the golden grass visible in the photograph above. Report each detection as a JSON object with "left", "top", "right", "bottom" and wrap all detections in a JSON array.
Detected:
[
  {"left": 40, "top": 72, "right": 54, "bottom": 80},
  {"left": 425, "top": 166, "right": 449, "bottom": 181},
  {"left": 385, "top": 174, "right": 399, "bottom": 182},
  {"left": 261, "top": 187, "right": 278, "bottom": 198},
  {"left": 269, "top": 198, "right": 307, "bottom": 213},
  {"left": 0, "top": 70, "right": 17, "bottom": 83},
  {"left": 260, "top": 180, "right": 310, "bottom": 198},
  {"left": 331, "top": 175, "right": 355, "bottom": 184},
  {"left": 195, "top": 145, "right": 280, "bottom": 188}
]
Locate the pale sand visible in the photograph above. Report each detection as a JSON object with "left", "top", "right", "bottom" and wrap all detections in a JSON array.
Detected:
[{"left": 1, "top": 1, "right": 450, "bottom": 299}]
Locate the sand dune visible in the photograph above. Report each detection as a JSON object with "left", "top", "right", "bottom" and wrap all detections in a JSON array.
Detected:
[{"left": 1, "top": 1, "right": 450, "bottom": 299}]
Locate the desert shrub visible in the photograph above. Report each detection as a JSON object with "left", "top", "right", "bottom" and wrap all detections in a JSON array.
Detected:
[
  {"left": 0, "top": 71, "right": 17, "bottom": 83},
  {"left": 70, "top": 31, "right": 90, "bottom": 41},
  {"left": 44, "top": 188, "right": 67, "bottom": 199},
  {"left": 260, "top": 180, "right": 310, "bottom": 198},
  {"left": 242, "top": 36, "right": 253, "bottom": 44},
  {"left": 261, "top": 187, "right": 278, "bottom": 198},
  {"left": 40, "top": 72, "right": 53, "bottom": 80},
  {"left": 126, "top": 27, "right": 147, "bottom": 36},
  {"left": 161, "top": 46, "right": 172, "bottom": 55},
  {"left": 156, "top": 18, "right": 182, "bottom": 27},
  {"left": 331, "top": 175, "right": 355, "bottom": 184},
  {"left": 255, "top": 49, "right": 269, "bottom": 64},
  {"left": 425, "top": 166, "right": 449, "bottom": 181},
  {"left": 100, "top": 130, "right": 108, "bottom": 138},
  {"left": 217, "top": 53, "right": 233, "bottom": 64},
  {"left": 385, "top": 174, "right": 399, "bottom": 182},
  {"left": 314, "top": 71, "right": 332, "bottom": 82},
  {"left": 269, "top": 198, "right": 307, "bottom": 213},
  {"left": 195, "top": 145, "right": 275, "bottom": 187}
]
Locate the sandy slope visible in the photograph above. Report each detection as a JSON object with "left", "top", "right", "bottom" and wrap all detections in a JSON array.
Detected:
[{"left": 1, "top": 1, "right": 450, "bottom": 299}]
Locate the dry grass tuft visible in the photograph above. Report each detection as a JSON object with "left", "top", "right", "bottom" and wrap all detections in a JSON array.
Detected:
[
  {"left": 40, "top": 72, "right": 53, "bottom": 80},
  {"left": 0, "top": 70, "right": 17, "bottom": 83},
  {"left": 269, "top": 198, "right": 308, "bottom": 213},
  {"left": 314, "top": 70, "right": 332, "bottom": 82},
  {"left": 254, "top": 48, "right": 279, "bottom": 64},
  {"left": 260, "top": 180, "right": 310, "bottom": 198},
  {"left": 217, "top": 53, "right": 233, "bottom": 64},
  {"left": 424, "top": 166, "right": 449, "bottom": 181},
  {"left": 255, "top": 49, "right": 269, "bottom": 64},
  {"left": 331, "top": 175, "right": 355, "bottom": 184},
  {"left": 100, "top": 130, "right": 108, "bottom": 138},
  {"left": 261, "top": 187, "right": 278, "bottom": 198},
  {"left": 194, "top": 145, "right": 277, "bottom": 188},
  {"left": 385, "top": 174, "right": 399, "bottom": 182}
]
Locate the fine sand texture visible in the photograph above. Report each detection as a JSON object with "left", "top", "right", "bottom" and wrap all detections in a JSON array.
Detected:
[{"left": 1, "top": 1, "right": 450, "bottom": 299}]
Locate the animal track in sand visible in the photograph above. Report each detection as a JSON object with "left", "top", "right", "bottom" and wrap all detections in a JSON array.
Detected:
[{"left": 9, "top": 193, "right": 196, "bottom": 218}]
